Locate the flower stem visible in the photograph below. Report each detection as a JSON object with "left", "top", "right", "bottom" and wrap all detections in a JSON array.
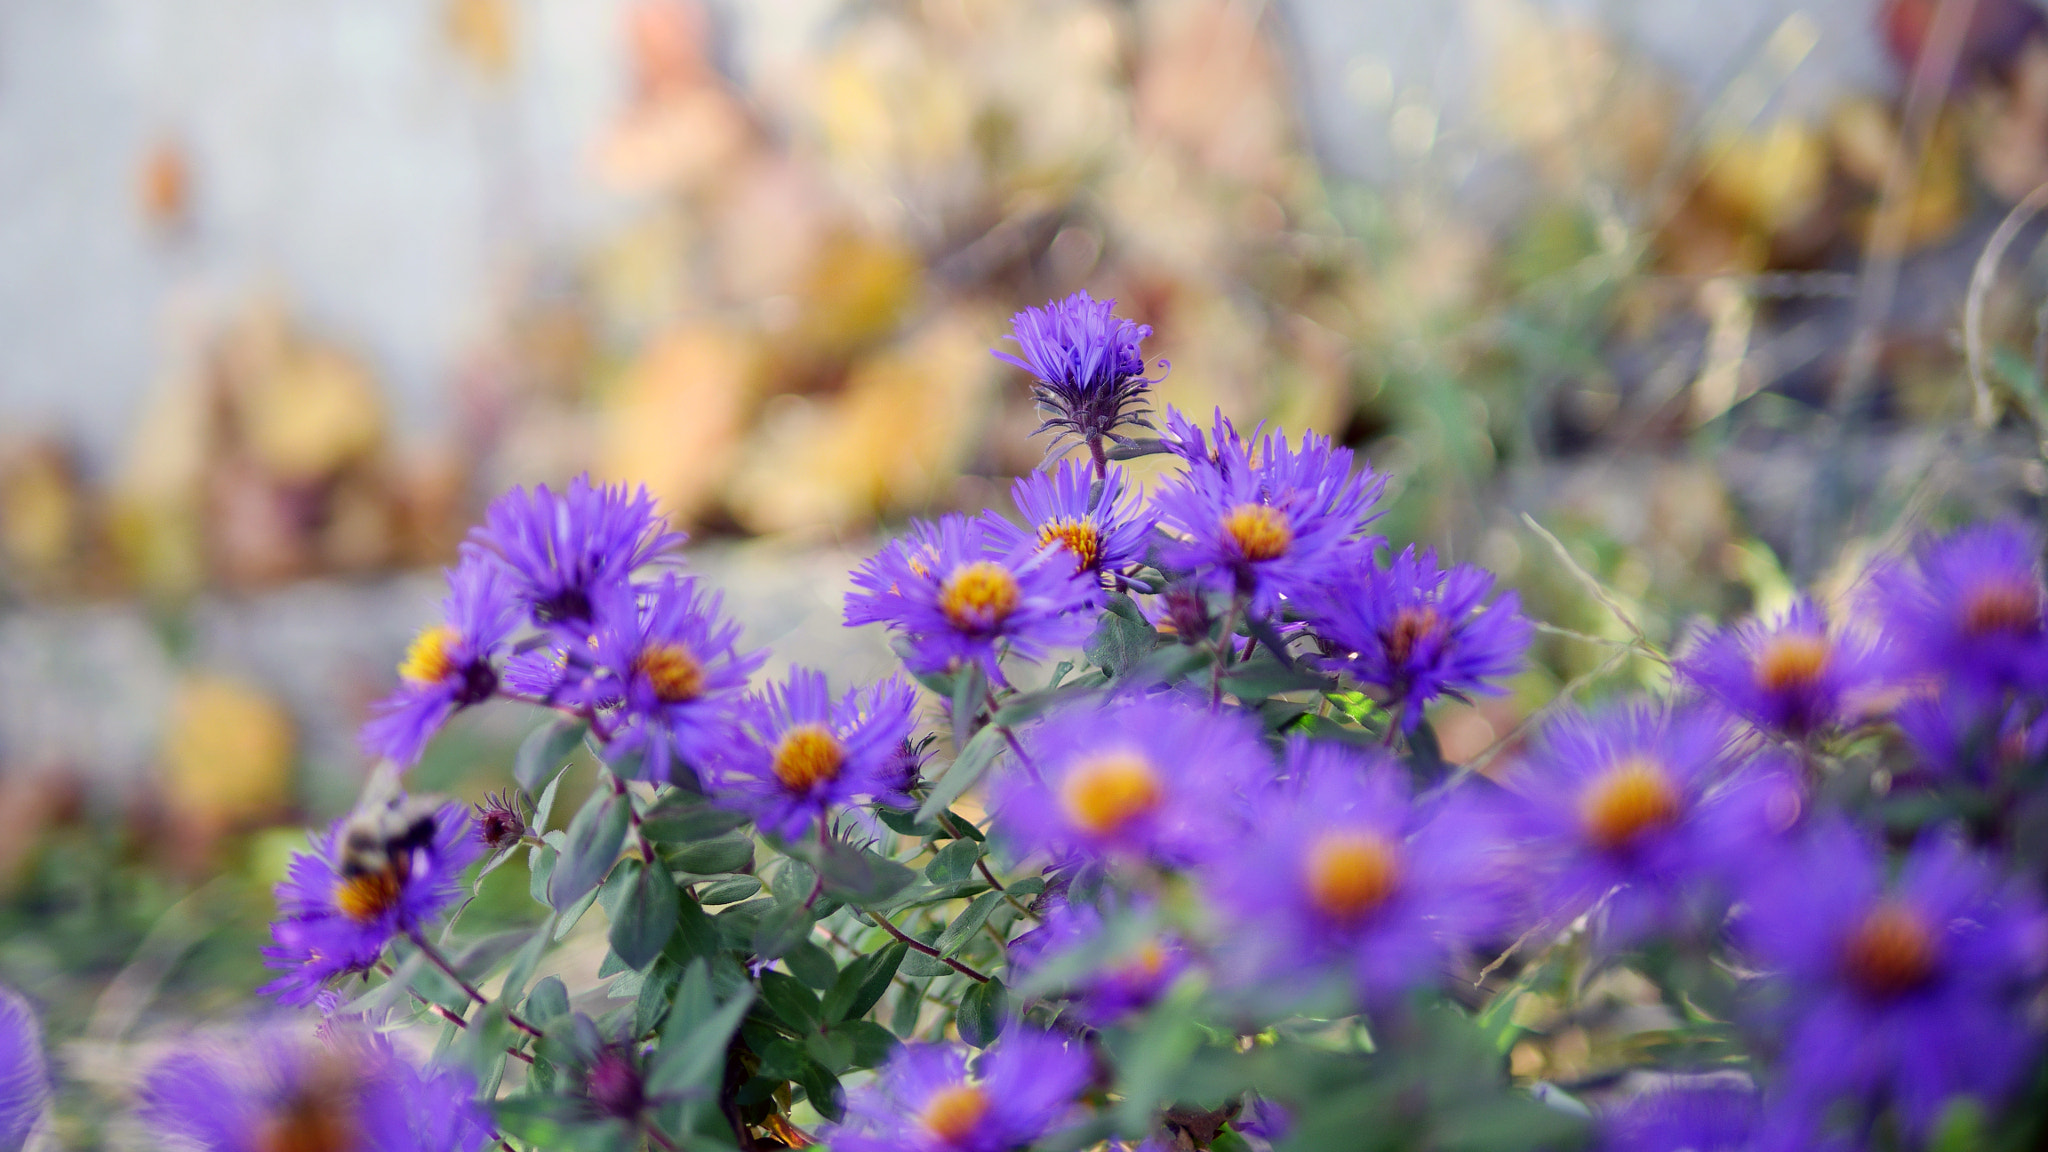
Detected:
[
  {"left": 643, "top": 1121, "right": 681, "bottom": 1152},
  {"left": 866, "top": 913, "right": 991, "bottom": 983},
  {"left": 1210, "top": 596, "right": 1243, "bottom": 710},
  {"left": 377, "top": 961, "right": 536, "bottom": 1064},
  {"left": 408, "top": 929, "right": 545, "bottom": 1038}
]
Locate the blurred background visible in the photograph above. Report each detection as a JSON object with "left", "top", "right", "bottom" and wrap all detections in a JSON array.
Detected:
[{"left": 7, "top": 0, "right": 2048, "bottom": 1141}]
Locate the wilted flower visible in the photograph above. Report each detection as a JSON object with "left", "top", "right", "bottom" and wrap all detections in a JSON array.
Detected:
[
  {"left": 829, "top": 1030, "right": 1091, "bottom": 1152},
  {"left": 587, "top": 572, "right": 764, "bottom": 784},
  {"left": 1308, "top": 545, "right": 1531, "bottom": 733},
  {"left": 260, "top": 798, "right": 481, "bottom": 1005},
  {"left": 1739, "top": 819, "right": 2046, "bottom": 1139},
  {"left": 844, "top": 514, "right": 1096, "bottom": 686},
  {"left": 138, "top": 1024, "right": 490, "bottom": 1152},
  {"left": 464, "top": 474, "right": 684, "bottom": 631},
  {"left": 711, "top": 668, "right": 918, "bottom": 839},
  {"left": 0, "top": 985, "right": 48, "bottom": 1152},
  {"left": 1868, "top": 521, "right": 2048, "bottom": 700},
  {"left": 360, "top": 555, "right": 519, "bottom": 766},
  {"left": 993, "top": 291, "right": 1161, "bottom": 461},
  {"left": 982, "top": 458, "right": 1153, "bottom": 591},
  {"left": 1675, "top": 596, "right": 1888, "bottom": 740}
]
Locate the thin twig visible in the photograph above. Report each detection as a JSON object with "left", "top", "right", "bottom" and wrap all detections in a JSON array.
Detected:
[
  {"left": 1519, "top": 513, "right": 1661, "bottom": 659},
  {"left": 377, "top": 961, "right": 536, "bottom": 1064},
  {"left": 408, "top": 929, "right": 546, "bottom": 1038},
  {"left": 1964, "top": 179, "right": 2048, "bottom": 428},
  {"left": 865, "top": 914, "right": 992, "bottom": 983}
]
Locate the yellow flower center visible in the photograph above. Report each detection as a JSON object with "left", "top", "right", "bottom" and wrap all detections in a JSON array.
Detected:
[
  {"left": 636, "top": 643, "right": 706, "bottom": 703},
  {"left": 397, "top": 625, "right": 459, "bottom": 685},
  {"left": 1220, "top": 504, "right": 1292, "bottom": 562},
  {"left": 921, "top": 1084, "right": 990, "bottom": 1146},
  {"left": 334, "top": 866, "right": 405, "bottom": 923},
  {"left": 1962, "top": 579, "right": 2042, "bottom": 637},
  {"left": 1386, "top": 606, "right": 1442, "bottom": 665},
  {"left": 1843, "top": 902, "right": 1937, "bottom": 998},
  {"left": 1304, "top": 830, "right": 1402, "bottom": 920},
  {"left": 1059, "top": 751, "right": 1163, "bottom": 836},
  {"left": 939, "top": 562, "right": 1021, "bottom": 630},
  {"left": 1038, "top": 518, "right": 1104, "bottom": 572},
  {"left": 1127, "top": 939, "right": 1169, "bottom": 977},
  {"left": 1579, "top": 756, "right": 1681, "bottom": 851},
  {"left": 771, "top": 725, "right": 845, "bottom": 792},
  {"left": 1753, "top": 632, "right": 1830, "bottom": 693}
]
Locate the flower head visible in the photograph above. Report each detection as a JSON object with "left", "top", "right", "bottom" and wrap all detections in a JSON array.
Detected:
[
  {"left": 1868, "top": 521, "right": 2048, "bottom": 700},
  {"left": 464, "top": 475, "right": 684, "bottom": 631},
  {"left": 1151, "top": 420, "right": 1385, "bottom": 618},
  {"left": 1203, "top": 741, "right": 1510, "bottom": 1005},
  {"left": 360, "top": 556, "right": 519, "bottom": 766},
  {"left": 1596, "top": 1084, "right": 1773, "bottom": 1152},
  {"left": 1675, "top": 596, "right": 1888, "bottom": 739},
  {"left": 1507, "top": 704, "right": 1800, "bottom": 946},
  {"left": 1308, "top": 546, "right": 1530, "bottom": 732},
  {"left": 982, "top": 459, "right": 1154, "bottom": 591},
  {"left": 0, "top": 985, "right": 48, "bottom": 1152},
  {"left": 587, "top": 573, "right": 764, "bottom": 785},
  {"left": 260, "top": 798, "right": 481, "bottom": 1006},
  {"left": 711, "top": 669, "right": 919, "bottom": 839},
  {"left": 829, "top": 1031, "right": 1091, "bottom": 1152},
  {"left": 139, "top": 1024, "right": 490, "bottom": 1152},
  {"left": 1739, "top": 820, "right": 2046, "bottom": 1139},
  {"left": 845, "top": 514, "right": 1096, "bottom": 686},
  {"left": 473, "top": 790, "right": 526, "bottom": 852},
  {"left": 1895, "top": 692, "right": 2048, "bottom": 787},
  {"left": 1008, "top": 896, "right": 1189, "bottom": 1024},
  {"left": 993, "top": 291, "right": 1160, "bottom": 453},
  {"left": 993, "top": 695, "right": 1268, "bottom": 866}
]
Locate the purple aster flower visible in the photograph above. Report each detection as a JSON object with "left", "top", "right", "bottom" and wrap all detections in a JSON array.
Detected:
[
  {"left": 1867, "top": 521, "right": 2048, "bottom": 700},
  {"left": 981, "top": 459, "right": 1154, "bottom": 592},
  {"left": 992, "top": 695, "right": 1269, "bottom": 866},
  {"left": 1674, "top": 596, "right": 1889, "bottom": 741},
  {"left": 1202, "top": 740, "right": 1510, "bottom": 1005},
  {"left": 710, "top": 668, "right": 918, "bottom": 840},
  {"left": 0, "top": 985, "right": 48, "bottom": 1152},
  {"left": 1007, "top": 896, "right": 1189, "bottom": 1024},
  {"left": 1151, "top": 421, "right": 1385, "bottom": 618},
  {"left": 993, "top": 291, "right": 1163, "bottom": 461},
  {"left": 260, "top": 798, "right": 481, "bottom": 1006},
  {"left": 360, "top": 555, "right": 520, "bottom": 766},
  {"left": 844, "top": 514, "right": 1096, "bottom": 687},
  {"left": 139, "top": 1024, "right": 490, "bottom": 1152},
  {"left": 1894, "top": 691, "right": 2048, "bottom": 787},
  {"left": 828, "top": 1030, "right": 1091, "bottom": 1152},
  {"left": 585, "top": 572, "right": 764, "bottom": 785},
  {"left": 1596, "top": 1083, "right": 1800, "bottom": 1152},
  {"left": 1506, "top": 704, "right": 1802, "bottom": 946},
  {"left": 464, "top": 474, "right": 685, "bottom": 631},
  {"left": 1738, "top": 820, "right": 2046, "bottom": 1140},
  {"left": 1308, "top": 545, "right": 1531, "bottom": 734}
]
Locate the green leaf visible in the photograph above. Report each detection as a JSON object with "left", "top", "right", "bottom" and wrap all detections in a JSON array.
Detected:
[
  {"left": 608, "top": 859, "right": 681, "bottom": 971},
  {"left": 664, "top": 830, "right": 755, "bottom": 876},
  {"left": 498, "top": 917, "right": 556, "bottom": 1011},
  {"left": 640, "top": 793, "right": 751, "bottom": 844},
  {"left": 528, "top": 843, "right": 557, "bottom": 905},
  {"left": 663, "top": 893, "right": 721, "bottom": 966},
  {"left": 923, "top": 839, "right": 981, "bottom": 884},
  {"left": 821, "top": 942, "right": 908, "bottom": 1023},
  {"left": 1084, "top": 593, "right": 1159, "bottom": 677},
  {"left": 951, "top": 663, "right": 989, "bottom": 752},
  {"left": 1109, "top": 982, "right": 1208, "bottom": 1129},
  {"left": 1222, "top": 655, "right": 1331, "bottom": 699},
  {"left": 753, "top": 901, "right": 816, "bottom": 961},
  {"left": 955, "top": 976, "right": 1008, "bottom": 1048},
  {"left": 633, "top": 956, "right": 684, "bottom": 1035},
  {"left": 759, "top": 970, "right": 823, "bottom": 1033},
  {"left": 831, "top": 1018, "right": 901, "bottom": 1068},
  {"left": 550, "top": 789, "right": 628, "bottom": 912},
  {"left": 532, "top": 768, "right": 566, "bottom": 835},
  {"left": 936, "top": 890, "right": 1006, "bottom": 958},
  {"left": 697, "top": 875, "right": 762, "bottom": 905},
  {"left": 784, "top": 940, "right": 839, "bottom": 991},
  {"left": 814, "top": 837, "right": 916, "bottom": 904},
  {"left": 805, "top": 1027, "right": 856, "bottom": 1073},
  {"left": 797, "top": 1060, "right": 845, "bottom": 1122},
  {"left": 918, "top": 725, "right": 1004, "bottom": 822},
  {"left": 874, "top": 805, "right": 940, "bottom": 837},
  {"left": 516, "top": 718, "right": 588, "bottom": 793},
  {"left": 494, "top": 1098, "right": 627, "bottom": 1152},
  {"left": 648, "top": 969, "right": 755, "bottom": 1098},
  {"left": 524, "top": 976, "right": 571, "bottom": 1025}
]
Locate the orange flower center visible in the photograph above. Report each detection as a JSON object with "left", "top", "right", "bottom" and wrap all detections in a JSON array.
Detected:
[
  {"left": 1059, "top": 751, "right": 1163, "bottom": 836},
  {"left": 257, "top": 1082, "right": 355, "bottom": 1152},
  {"left": 636, "top": 643, "right": 706, "bottom": 702},
  {"left": 1579, "top": 756, "right": 1681, "bottom": 851},
  {"left": 1038, "top": 518, "right": 1103, "bottom": 572},
  {"left": 1962, "top": 579, "right": 2042, "bottom": 637},
  {"left": 771, "top": 725, "right": 845, "bottom": 792},
  {"left": 1221, "top": 504, "right": 1293, "bottom": 562},
  {"left": 920, "top": 1084, "right": 990, "bottom": 1146},
  {"left": 334, "top": 866, "right": 406, "bottom": 923},
  {"left": 1386, "top": 606, "right": 1443, "bottom": 665},
  {"left": 939, "top": 562, "right": 1021, "bottom": 630},
  {"left": 1304, "top": 830, "right": 1402, "bottom": 921},
  {"left": 397, "top": 625, "right": 459, "bottom": 685},
  {"left": 1753, "top": 632, "right": 1830, "bottom": 693},
  {"left": 1843, "top": 902, "right": 1938, "bottom": 998}
]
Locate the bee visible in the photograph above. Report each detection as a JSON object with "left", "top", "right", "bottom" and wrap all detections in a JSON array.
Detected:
[{"left": 336, "top": 794, "right": 445, "bottom": 881}]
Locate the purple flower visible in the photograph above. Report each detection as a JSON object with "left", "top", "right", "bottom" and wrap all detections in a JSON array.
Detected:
[
  {"left": 993, "top": 291, "right": 1161, "bottom": 456},
  {"left": 1895, "top": 692, "right": 2048, "bottom": 787},
  {"left": 828, "top": 1030, "right": 1091, "bottom": 1152},
  {"left": 982, "top": 459, "right": 1154, "bottom": 591},
  {"left": 992, "top": 695, "right": 1269, "bottom": 865},
  {"left": 1158, "top": 405, "right": 1251, "bottom": 473},
  {"left": 710, "top": 668, "right": 918, "bottom": 840},
  {"left": 464, "top": 474, "right": 684, "bottom": 631},
  {"left": 844, "top": 514, "right": 1097, "bottom": 687},
  {"left": 586, "top": 573, "right": 764, "bottom": 785},
  {"left": 139, "top": 1024, "right": 490, "bottom": 1152},
  {"left": 1008, "top": 897, "right": 1189, "bottom": 1024},
  {"left": 1738, "top": 819, "right": 2046, "bottom": 1139},
  {"left": 1150, "top": 420, "right": 1385, "bottom": 618},
  {"left": 1596, "top": 1084, "right": 1772, "bottom": 1152},
  {"left": 360, "top": 556, "right": 520, "bottom": 766},
  {"left": 0, "top": 985, "right": 47, "bottom": 1152},
  {"left": 1867, "top": 521, "right": 2048, "bottom": 700},
  {"left": 1506, "top": 704, "right": 1800, "bottom": 946},
  {"left": 1675, "top": 596, "right": 1888, "bottom": 740},
  {"left": 1308, "top": 545, "right": 1530, "bottom": 733},
  {"left": 1202, "top": 740, "right": 1510, "bottom": 1004},
  {"left": 260, "top": 799, "right": 481, "bottom": 1006}
]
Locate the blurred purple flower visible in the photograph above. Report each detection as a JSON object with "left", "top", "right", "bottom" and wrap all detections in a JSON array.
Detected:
[
  {"left": 828, "top": 1030, "right": 1091, "bottom": 1152},
  {"left": 1008, "top": 896, "right": 1189, "bottom": 1025},
  {"left": 711, "top": 668, "right": 918, "bottom": 840},
  {"left": 0, "top": 985, "right": 47, "bottom": 1152},
  {"left": 260, "top": 799, "right": 481, "bottom": 1006},
  {"left": 464, "top": 474, "right": 683, "bottom": 631},
  {"left": 1868, "top": 521, "right": 2048, "bottom": 700},
  {"left": 993, "top": 291, "right": 1160, "bottom": 457},
  {"left": 360, "top": 555, "right": 520, "bottom": 766},
  {"left": 1675, "top": 596, "right": 1889, "bottom": 740},
  {"left": 1895, "top": 689, "right": 2048, "bottom": 787},
  {"left": 1738, "top": 819, "right": 2046, "bottom": 1139},
  {"left": 1308, "top": 545, "right": 1531, "bottom": 733},
  {"left": 587, "top": 572, "right": 764, "bottom": 784},
  {"left": 1596, "top": 1083, "right": 1790, "bottom": 1152},
  {"left": 982, "top": 458, "right": 1154, "bottom": 592}
]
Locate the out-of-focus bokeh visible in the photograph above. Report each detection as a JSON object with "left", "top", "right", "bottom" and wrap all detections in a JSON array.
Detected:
[{"left": 8, "top": 0, "right": 2048, "bottom": 1140}]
